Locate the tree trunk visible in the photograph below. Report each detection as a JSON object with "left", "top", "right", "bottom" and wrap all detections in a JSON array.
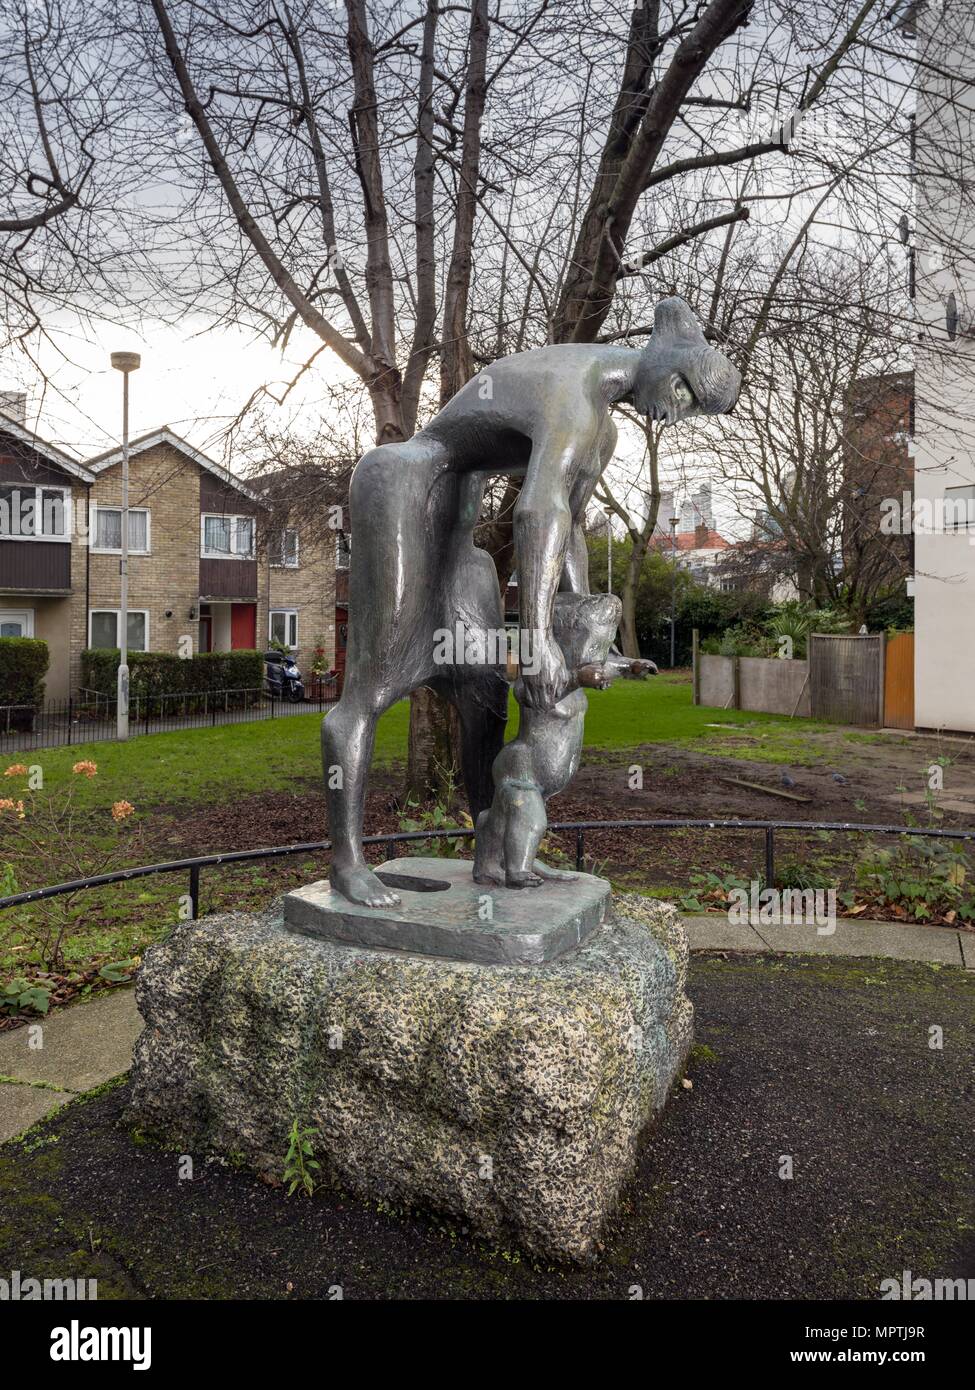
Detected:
[
  {"left": 404, "top": 0, "right": 490, "bottom": 808},
  {"left": 619, "top": 542, "right": 645, "bottom": 658},
  {"left": 404, "top": 686, "right": 463, "bottom": 808}
]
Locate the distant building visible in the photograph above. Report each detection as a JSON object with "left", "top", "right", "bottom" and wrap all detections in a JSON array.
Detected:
[
  {"left": 911, "top": 7, "right": 975, "bottom": 732},
  {"left": 649, "top": 517, "right": 730, "bottom": 586}
]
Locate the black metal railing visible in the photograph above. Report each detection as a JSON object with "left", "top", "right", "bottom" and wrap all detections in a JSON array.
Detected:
[
  {"left": 0, "top": 681, "right": 339, "bottom": 750},
  {"left": 1, "top": 818, "right": 973, "bottom": 922}
]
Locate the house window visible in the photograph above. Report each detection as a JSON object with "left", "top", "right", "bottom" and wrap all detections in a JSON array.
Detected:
[
  {"left": 92, "top": 506, "right": 150, "bottom": 553},
  {"left": 0, "top": 483, "right": 70, "bottom": 539},
  {"left": 88, "top": 610, "right": 149, "bottom": 651},
  {"left": 269, "top": 528, "right": 299, "bottom": 568},
  {"left": 0, "top": 608, "right": 34, "bottom": 638},
  {"left": 269, "top": 609, "right": 297, "bottom": 649},
  {"left": 944, "top": 485, "right": 975, "bottom": 530},
  {"left": 201, "top": 514, "right": 255, "bottom": 558},
  {"left": 335, "top": 531, "right": 351, "bottom": 569}
]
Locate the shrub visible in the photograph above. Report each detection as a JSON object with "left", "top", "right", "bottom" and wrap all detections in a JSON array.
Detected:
[
  {"left": 81, "top": 648, "right": 263, "bottom": 698},
  {"left": 845, "top": 837, "right": 975, "bottom": 926},
  {"left": 0, "top": 637, "right": 49, "bottom": 721}
]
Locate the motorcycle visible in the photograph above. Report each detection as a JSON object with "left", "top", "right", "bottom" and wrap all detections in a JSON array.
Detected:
[{"left": 264, "top": 649, "right": 305, "bottom": 703}]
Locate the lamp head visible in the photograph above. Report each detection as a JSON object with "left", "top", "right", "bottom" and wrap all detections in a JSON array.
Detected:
[{"left": 111, "top": 351, "right": 141, "bottom": 374}]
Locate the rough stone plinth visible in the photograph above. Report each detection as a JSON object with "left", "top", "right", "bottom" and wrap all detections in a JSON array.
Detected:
[
  {"left": 284, "top": 857, "right": 611, "bottom": 964},
  {"left": 128, "top": 893, "right": 692, "bottom": 1262}
]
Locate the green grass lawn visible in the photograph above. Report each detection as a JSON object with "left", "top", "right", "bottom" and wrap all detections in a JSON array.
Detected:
[
  {"left": 9, "top": 674, "right": 833, "bottom": 810},
  {"left": 0, "top": 676, "right": 845, "bottom": 988}
]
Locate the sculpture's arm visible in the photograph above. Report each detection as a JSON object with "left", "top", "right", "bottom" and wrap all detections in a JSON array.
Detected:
[{"left": 560, "top": 416, "right": 617, "bottom": 596}]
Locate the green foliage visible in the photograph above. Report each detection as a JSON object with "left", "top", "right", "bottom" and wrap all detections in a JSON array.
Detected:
[
  {"left": 81, "top": 648, "right": 264, "bottom": 699},
  {"left": 0, "top": 637, "right": 49, "bottom": 711},
  {"left": 699, "top": 602, "right": 852, "bottom": 659},
  {"left": 97, "top": 959, "right": 138, "bottom": 983},
  {"left": 396, "top": 763, "right": 474, "bottom": 857},
  {"left": 308, "top": 635, "right": 331, "bottom": 678},
  {"left": 676, "top": 869, "right": 753, "bottom": 912},
  {"left": 283, "top": 1120, "right": 321, "bottom": 1198},
  {"left": 1, "top": 975, "right": 51, "bottom": 1016},
  {"left": 845, "top": 838, "right": 975, "bottom": 925}
]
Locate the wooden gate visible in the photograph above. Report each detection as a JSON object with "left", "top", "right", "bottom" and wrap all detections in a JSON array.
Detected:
[
  {"left": 808, "top": 633, "right": 884, "bottom": 726},
  {"left": 883, "top": 632, "right": 915, "bottom": 730}
]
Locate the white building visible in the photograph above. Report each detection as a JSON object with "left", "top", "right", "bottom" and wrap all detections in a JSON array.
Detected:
[{"left": 912, "top": 6, "right": 975, "bottom": 732}]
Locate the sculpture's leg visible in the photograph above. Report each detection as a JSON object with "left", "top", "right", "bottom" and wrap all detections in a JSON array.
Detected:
[
  {"left": 322, "top": 679, "right": 404, "bottom": 908},
  {"left": 451, "top": 670, "right": 510, "bottom": 822},
  {"left": 501, "top": 783, "right": 547, "bottom": 888},
  {"left": 322, "top": 433, "right": 452, "bottom": 908},
  {"left": 472, "top": 806, "right": 505, "bottom": 884}
]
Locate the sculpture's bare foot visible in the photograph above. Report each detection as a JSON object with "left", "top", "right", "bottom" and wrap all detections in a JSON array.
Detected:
[
  {"left": 330, "top": 863, "right": 401, "bottom": 908},
  {"left": 506, "top": 869, "right": 544, "bottom": 889},
  {"left": 473, "top": 862, "right": 505, "bottom": 885},
  {"left": 531, "top": 858, "right": 578, "bottom": 882}
]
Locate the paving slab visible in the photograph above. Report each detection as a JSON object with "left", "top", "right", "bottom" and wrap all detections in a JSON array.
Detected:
[
  {"left": 755, "top": 920, "right": 964, "bottom": 964},
  {"left": 960, "top": 933, "right": 975, "bottom": 971},
  {"left": 682, "top": 915, "right": 767, "bottom": 951},
  {"left": 0, "top": 1083, "right": 73, "bottom": 1143},
  {"left": 0, "top": 988, "right": 142, "bottom": 1093},
  {"left": 683, "top": 912, "right": 965, "bottom": 966}
]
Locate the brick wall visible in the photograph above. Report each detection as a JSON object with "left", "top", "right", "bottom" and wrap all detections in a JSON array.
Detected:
[
  {"left": 266, "top": 522, "right": 336, "bottom": 676},
  {"left": 84, "top": 443, "right": 203, "bottom": 676}
]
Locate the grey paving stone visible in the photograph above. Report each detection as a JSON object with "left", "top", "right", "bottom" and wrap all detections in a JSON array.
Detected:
[
  {"left": 0, "top": 1082, "right": 73, "bottom": 1143},
  {"left": 0, "top": 988, "right": 142, "bottom": 1093},
  {"left": 960, "top": 933, "right": 975, "bottom": 971},
  {"left": 681, "top": 914, "right": 767, "bottom": 951}
]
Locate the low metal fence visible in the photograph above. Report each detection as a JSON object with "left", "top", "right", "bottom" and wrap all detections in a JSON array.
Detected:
[
  {"left": 0, "top": 681, "right": 339, "bottom": 751},
  {"left": 1, "top": 818, "right": 973, "bottom": 922}
]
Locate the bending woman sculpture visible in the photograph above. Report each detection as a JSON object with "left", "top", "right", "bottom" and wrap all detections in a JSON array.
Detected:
[{"left": 322, "top": 297, "right": 741, "bottom": 907}]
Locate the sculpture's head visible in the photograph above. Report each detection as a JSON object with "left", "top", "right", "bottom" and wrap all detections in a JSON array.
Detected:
[
  {"left": 553, "top": 592, "right": 623, "bottom": 669},
  {"left": 632, "top": 297, "right": 741, "bottom": 425}
]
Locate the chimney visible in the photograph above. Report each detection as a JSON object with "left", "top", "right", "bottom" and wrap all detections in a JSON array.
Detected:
[
  {"left": 0, "top": 392, "right": 27, "bottom": 425},
  {"left": 695, "top": 522, "right": 710, "bottom": 549}
]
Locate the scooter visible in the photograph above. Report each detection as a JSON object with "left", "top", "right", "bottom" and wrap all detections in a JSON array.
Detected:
[{"left": 264, "top": 649, "right": 305, "bottom": 702}]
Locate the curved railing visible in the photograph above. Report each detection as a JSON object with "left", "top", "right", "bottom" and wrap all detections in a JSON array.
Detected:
[{"left": 1, "top": 818, "right": 973, "bottom": 920}]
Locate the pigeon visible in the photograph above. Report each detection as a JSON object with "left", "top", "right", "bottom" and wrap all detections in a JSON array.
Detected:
[
  {"left": 832, "top": 772, "right": 847, "bottom": 785},
  {"left": 781, "top": 772, "right": 797, "bottom": 788}
]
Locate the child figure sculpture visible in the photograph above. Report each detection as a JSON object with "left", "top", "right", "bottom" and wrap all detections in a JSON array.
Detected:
[{"left": 473, "top": 593, "right": 656, "bottom": 888}]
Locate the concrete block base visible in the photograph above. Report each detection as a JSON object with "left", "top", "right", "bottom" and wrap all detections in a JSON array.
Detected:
[{"left": 129, "top": 894, "right": 692, "bottom": 1262}]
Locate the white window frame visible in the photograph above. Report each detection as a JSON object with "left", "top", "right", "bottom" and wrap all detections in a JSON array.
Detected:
[
  {"left": 90, "top": 504, "right": 151, "bottom": 555},
  {"left": 944, "top": 485, "right": 975, "bottom": 531},
  {"left": 0, "top": 483, "right": 71, "bottom": 542},
  {"left": 0, "top": 608, "right": 35, "bottom": 637},
  {"left": 335, "top": 531, "right": 351, "bottom": 570},
  {"left": 269, "top": 608, "right": 298, "bottom": 649},
  {"left": 200, "top": 513, "right": 256, "bottom": 559},
  {"left": 87, "top": 609, "right": 150, "bottom": 651},
  {"left": 270, "top": 528, "right": 300, "bottom": 568}
]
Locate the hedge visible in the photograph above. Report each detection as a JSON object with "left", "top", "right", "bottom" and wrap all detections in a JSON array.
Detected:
[
  {"left": 81, "top": 648, "right": 264, "bottom": 697},
  {"left": 0, "top": 637, "right": 49, "bottom": 708}
]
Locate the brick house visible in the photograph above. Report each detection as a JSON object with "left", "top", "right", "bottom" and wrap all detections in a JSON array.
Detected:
[
  {"left": 0, "top": 410, "right": 338, "bottom": 700},
  {"left": 0, "top": 409, "right": 95, "bottom": 700}
]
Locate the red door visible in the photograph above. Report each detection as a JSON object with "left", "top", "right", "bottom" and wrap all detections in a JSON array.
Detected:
[{"left": 231, "top": 603, "right": 257, "bottom": 649}]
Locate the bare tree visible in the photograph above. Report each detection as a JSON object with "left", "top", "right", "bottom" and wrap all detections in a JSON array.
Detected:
[
  {"left": 0, "top": 0, "right": 135, "bottom": 379},
  {"left": 713, "top": 255, "right": 913, "bottom": 622}
]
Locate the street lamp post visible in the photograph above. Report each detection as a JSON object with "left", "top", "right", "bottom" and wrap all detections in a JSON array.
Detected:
[
  {"left": 670, "top": 514, "right": 678, "bottom": 669},
  {"left": 110, "top": 351, "right": 141, "bottom": 740}
]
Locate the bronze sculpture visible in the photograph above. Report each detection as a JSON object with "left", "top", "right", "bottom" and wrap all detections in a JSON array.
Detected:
[{"left": 322, "top": 296, "right": 741, "bottom": 907}]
